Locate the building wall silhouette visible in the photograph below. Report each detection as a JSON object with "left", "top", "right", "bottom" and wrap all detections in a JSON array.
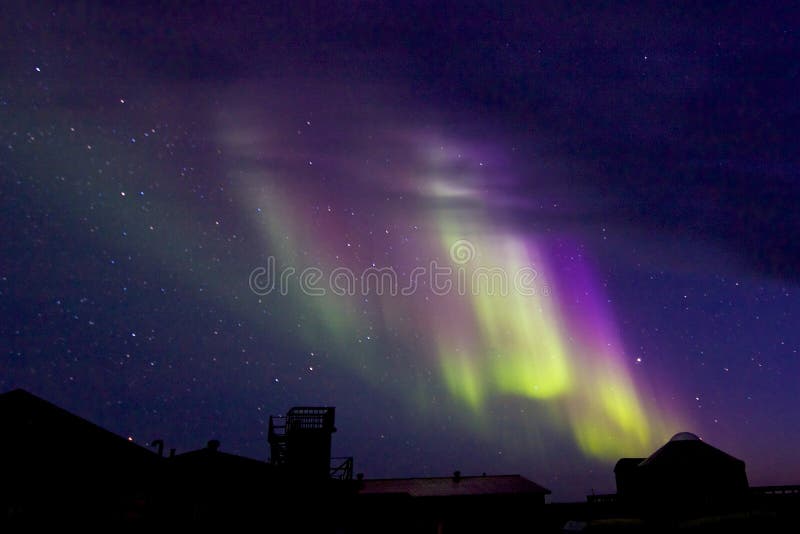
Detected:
[{"left": 615, "top": 432, "right": 749, "bottom": 517}]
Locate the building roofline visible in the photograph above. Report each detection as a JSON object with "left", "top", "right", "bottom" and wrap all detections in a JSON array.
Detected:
[
  {"left": 361, "top": 473, "right": 551, "bottom": 494},
  {"left": 0, "top": 388, "right": 159, "bottom": 458}
]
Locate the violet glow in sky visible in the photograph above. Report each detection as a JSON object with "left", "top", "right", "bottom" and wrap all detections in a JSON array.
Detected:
[
  {"left": 1, "top": 2, "right": 799, "bottom": 500},
  {"left": 226, "top": 95, "right": 682, "bottom": 460}
]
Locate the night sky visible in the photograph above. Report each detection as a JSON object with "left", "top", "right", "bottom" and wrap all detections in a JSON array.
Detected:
[{"left": 2, "top": 2, "right": 799, "bottom": 500}]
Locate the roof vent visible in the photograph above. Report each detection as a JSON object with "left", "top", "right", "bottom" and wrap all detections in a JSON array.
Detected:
[{"left": 150, "top": 439, "right": 164, "bottom": 457}]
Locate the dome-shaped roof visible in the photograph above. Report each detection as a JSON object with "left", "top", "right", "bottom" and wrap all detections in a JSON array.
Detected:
[{"left": 669, "top": 431, "right": 700, "bottom": 442}]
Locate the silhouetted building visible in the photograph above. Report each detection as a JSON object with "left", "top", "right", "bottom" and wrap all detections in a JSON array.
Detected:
[
  {"left": 0, "top": 391, "right": 358, "bottom": 529},
  {"left": 162, "top": 439, "right": 276, "bottom": 524},
  {"left": 158, "top": 407, "right": 356, "bottom": 529},
  {"left": 615, "top": 432, "right": 749, "bottom": 516},
  {"left": 356, "top": 472, "right": 550, "bottom": 533},
  {"left": 0, "top": 388, "right": 160, "bottom": 525},
  {"left": 614, "top": 457, "right": 646, "bottom": 497},
  {"left": 24, "top": 386, "right": 791, "bottom": 531},
  {"left": 269, "top": 406, "right": 353, "bottom": 480}
]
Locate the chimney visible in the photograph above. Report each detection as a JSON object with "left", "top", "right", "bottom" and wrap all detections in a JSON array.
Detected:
[{"left": 150, "top": 439, "right": 164, "bottom": 457}]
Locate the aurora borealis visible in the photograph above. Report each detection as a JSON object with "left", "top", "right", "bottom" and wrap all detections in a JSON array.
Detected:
[
  {"left": 233, "top": 112, "right": 681, "bottom": 461},
  {"left": 2, "top": 2, "right": 799, "bottom": 500}
]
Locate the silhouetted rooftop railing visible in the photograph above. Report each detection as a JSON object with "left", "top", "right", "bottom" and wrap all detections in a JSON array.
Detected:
[
  {"left": 330, "top": 456, "right": 353, "bottom": 481},
  {"left": 286, "top": 407, "right": 336, "bottom": 432},
  {"left": 268, "top": 408, "right": 342, "bottom": 476},
  {"left": 587, "top": 494, "right": 618, "bottom": 504},
  {"left": 751, "top": 485, "right": 800, "bottom": 496},
  {"left": 268, "top": 415, "right": 288, "bottom": 464}
]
